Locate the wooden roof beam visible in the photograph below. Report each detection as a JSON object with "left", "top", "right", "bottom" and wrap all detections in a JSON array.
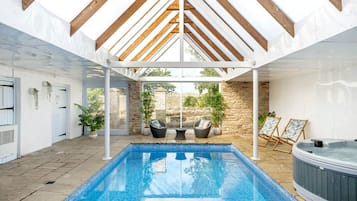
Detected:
[
  {"left": 132, "top": 22, "right": 177, "bottom": 61},
  {"left": 167, "top": 0, "right": 195, "bottom": 10},
  {"left": 217, "top": 0, "right": 268, "bottom": 51},
  {"left": 202, "top": 0, "right": 254, "bottom": 52},
  {"left": 118, "top": 9, "right": 174, "bottom": 61},
  {"left": 190, "top": 8, "right": 244, "bottom": 61},
  {"left": 70, "top": 0, "right": 107, "bottom": 36},
  {"left": 187, "top": 22, "right": 231, "bottom": 61},
  {"left": 258, "top": 0, "right": 295, "bottom": 37},
  {"left": 329, "top": 0, "right": 342, "bottom": 11},
  {"left": 96, "top": 0, "right": 147, "bottom": 50},
  {"left": 143, "top": 32, "right": 176, "bottom": 61},
  {"left": 22, "top": 0, "right": 34, "bottom": 10},
  {"left": 186, "top": 27, "right": 219, "bottom": 61}
]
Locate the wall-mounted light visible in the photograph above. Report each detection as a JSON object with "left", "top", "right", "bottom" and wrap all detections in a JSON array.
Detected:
[
  {"left": 29, "top": 88, "right": 39, "bottom": 110},
  {"left": 42, "top": 81, "right": 52, "bottom": 100}
]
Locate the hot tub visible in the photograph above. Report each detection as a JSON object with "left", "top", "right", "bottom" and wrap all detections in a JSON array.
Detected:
[{"left": 292, "top": 139, "right": 357, "bottom": 201}]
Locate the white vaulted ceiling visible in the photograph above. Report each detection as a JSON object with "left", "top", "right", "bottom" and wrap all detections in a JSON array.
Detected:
[{"left": 0, "top": 0, "right": 356, "bottom": 81}]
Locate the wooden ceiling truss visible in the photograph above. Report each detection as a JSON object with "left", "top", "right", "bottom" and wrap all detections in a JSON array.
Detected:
[
  {"left": 217, "top": 0, "right": 268, "bottom": 51},
  {"left": 96, "top": 0, "right": 147, "bottom": 50},
  {"left": 70, "top": 0, "right": 107, "bottom": 36},
  {"left": 257, "top": 0, "right": 295, "bottom": 37},
  {"left": 21, "top": 0, "right": 345, "bottom": 73},
  {"left": 22, "top": 0, "right": 34, "bottom": 10}
]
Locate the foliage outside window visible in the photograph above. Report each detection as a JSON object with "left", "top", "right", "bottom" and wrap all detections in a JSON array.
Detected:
[
  {"left": 140, "top": 91, "right": 155, "bottom": 127},
  {"left": 144, "top": 69, "right": 176, "bottom": 93}
]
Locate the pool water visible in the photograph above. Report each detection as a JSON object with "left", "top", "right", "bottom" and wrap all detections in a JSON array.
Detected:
[{"left": 67, "top": 144, "right": 295, "bottom": 201}]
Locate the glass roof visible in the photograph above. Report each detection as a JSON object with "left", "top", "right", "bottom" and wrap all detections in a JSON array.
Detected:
[
  {"left": 273, "top": 0, "right": 325, "bottom": 23},
  {"left": 36, "top": 0, "right": 91, "bottom": 22},
  {"left": 104, "top": 0, "right": 169, "bottom": 52},
  {"left": 141, "top": 41, "right": 220, "bottom": 78},
  {"left": 80, "top": 0, "right": 136, "bottom": 40},
  {"left": 227, "top": 0, "right": 284, "bottom": 41}
]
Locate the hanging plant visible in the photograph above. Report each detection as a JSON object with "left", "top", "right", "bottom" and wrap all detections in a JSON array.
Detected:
[
  {"left": 29, "top": 88, "right": 39, "bottom": 110},
  {"left": 42, "top": 81, "right": 52, "bottom": 100}
]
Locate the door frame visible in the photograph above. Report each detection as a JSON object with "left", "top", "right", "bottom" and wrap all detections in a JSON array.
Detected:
[
  {"left": 83, "top": 80, "right": 129, "bottom": 135},
  {"left": 51, "top": 84, "right": 70, "bottom": 143}
]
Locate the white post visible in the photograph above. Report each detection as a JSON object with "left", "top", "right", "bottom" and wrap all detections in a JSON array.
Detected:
[
  {"left": 179, "top": 0, "right": 184, "bottom": 128},
  {"left": 103, "top": 67, "right": 112, "bottom": 160},
  {"left": 252, "top": 68, "right": 259, "bottom": 160},
  {"left": 179, "top": 0, "right": 184, "bottom": 62}
]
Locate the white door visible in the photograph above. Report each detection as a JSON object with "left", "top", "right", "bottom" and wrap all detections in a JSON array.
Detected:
[{"left": 52, "top": 86, "right": 68, "bottom": 143}]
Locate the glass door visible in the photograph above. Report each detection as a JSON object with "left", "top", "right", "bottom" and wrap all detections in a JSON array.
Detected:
[{"left": 86, "top": 85, "right": 128, "bottom": 135}]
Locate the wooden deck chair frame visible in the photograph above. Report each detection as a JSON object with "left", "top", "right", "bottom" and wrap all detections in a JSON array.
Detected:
[
  {"left": 258, "top": 116, "right": 281, "bottom": 147},
  {"left": 273, "top": 119, "right": 308, "bottom": 153}
]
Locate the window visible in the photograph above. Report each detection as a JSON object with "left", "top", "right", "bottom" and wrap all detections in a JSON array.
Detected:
[{"left": 0, "top": 79, "right": 14, "bottom": 126}]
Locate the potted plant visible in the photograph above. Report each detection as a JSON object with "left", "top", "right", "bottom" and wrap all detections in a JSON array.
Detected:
[
  {"left": 209, "top": 92, "right": 225, "bottom": 135},
  {"left": 140, "top": 90, "right": 154, "bottom": 135},
  {"left": 75, "top": 100, "right": 104, "bottom": 138}
]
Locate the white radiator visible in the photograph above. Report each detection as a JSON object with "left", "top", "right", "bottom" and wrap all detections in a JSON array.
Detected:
[{"left": 0, "top": 125, "right": 17, "bottom": 164}]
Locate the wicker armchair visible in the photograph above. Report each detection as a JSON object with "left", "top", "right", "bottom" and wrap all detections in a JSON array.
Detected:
[
  {"left": 150, "top": 119, "right": 167, "bottom": 138},
  {"left": 194, "top": 120, "right": 211, "bottom": 138}
]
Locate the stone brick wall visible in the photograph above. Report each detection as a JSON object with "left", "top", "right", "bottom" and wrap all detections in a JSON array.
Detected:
[
  {"left": 128, "top": 81, "right": 141, "bottom": 135},
  {"left": 221, "top": 81, "right": 269, "bottom": 135}
]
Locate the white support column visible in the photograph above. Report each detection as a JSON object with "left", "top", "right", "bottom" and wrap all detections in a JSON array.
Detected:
[
  {"left": 103, "top": 67, "right": 112, "bottom": 161},
  {"left": 179, "top": 0, "right": 184, "bottom": 128},
  {"left": 179, "top": 0, "right": 184, "bottom": 62},
  {"left": 252, "top": 68, "right": 259, "bottom": 160}
]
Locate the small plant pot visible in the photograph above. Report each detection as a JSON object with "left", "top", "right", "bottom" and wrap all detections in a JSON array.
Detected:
[
  {"left": 88, "top": 130, "right": 98, "bottom": 139},
  {"left": 142, "top": 127, "right": 151, "bottom": 136},
  {"left": 213, "top": 127, "right": 222, "bottom": 135}
]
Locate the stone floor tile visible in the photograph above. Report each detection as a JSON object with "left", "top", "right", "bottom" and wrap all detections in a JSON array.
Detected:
[{"left": 0, "top": 135, "right": 304, "bottom": 200}]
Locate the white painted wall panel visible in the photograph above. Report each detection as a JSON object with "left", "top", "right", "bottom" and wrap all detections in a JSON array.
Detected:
[
  {"left": 270, "top": 68, "right": 357, "bottom": 140},
  {"left": 0, "top": 64, "right": 82, "bottom": 155}
]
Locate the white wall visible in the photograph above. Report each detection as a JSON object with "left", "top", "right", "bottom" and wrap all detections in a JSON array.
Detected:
[
  {"left": 270, "top": 68, "right": 357, "bottom": 140},
  {"left": 0, "top": 64, "right": 82, "bottom": 155}
]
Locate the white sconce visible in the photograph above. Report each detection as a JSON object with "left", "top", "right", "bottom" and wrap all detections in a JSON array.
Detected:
[
  {"left": 42, "top": 81, "right": 52, "bottom": 100},
  {"left": 29, "top": 88, "right": 39, "bottom": 110}
]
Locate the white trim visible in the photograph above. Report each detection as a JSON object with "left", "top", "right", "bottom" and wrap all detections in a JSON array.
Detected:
[
  {"left": 179, "top": 0, "right": 184, "bottom": 62},
  {"left": 252, "top": 68, "right": 259, "bottom": 160},
  {"left": 109, "top": 61, "right": 254, "bottom": 68},
  {"left": 223, "top": 68, "right": 252, "bottom": 81},
  {"left": 140, "top": 76, "right": 222, "bottom": 82},
  {"left": 103, "top": 67, "right": 111, "bottom": 161}
]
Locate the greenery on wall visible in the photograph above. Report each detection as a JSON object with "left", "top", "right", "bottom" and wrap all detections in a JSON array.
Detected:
[{"left": 140, "top": 91, "right": 155, "bottom": 127}]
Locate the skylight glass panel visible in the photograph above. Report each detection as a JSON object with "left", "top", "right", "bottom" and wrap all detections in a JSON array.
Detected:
[
  {"left": 136, "top": 26, "right": 177, "bottom": 61},
  {"left": 273, "top": 0, "right": 324, "bottom": 23},
  {"left": 187, "top": 0, "right": 251, "bottom": 58},
  {"left": 185, "top": 13, "right": 236, "bottom": 60},
  {"left": 36, "top": 0, "right": 91, "bottom": 22},
  {"left": 185, "top": 26, "right": 224, "bottom": 61},
  {"left": 80, "top": 0, "right": 136, "bottom": 40},
  {"left": 149, "top": 36, "right": 179, "bottom": 62},
  {"left": 156, "top": 39, "right": 180, "bottom": 61},
  {"left": 204, "top": 0, "right": 264, "bottom": 52},
  {"left": 103, "top": 0, "right": 164, "bottom": 50},
  {"left": 121, "top": 12, "right": 178, "bottom": 61},
  {"left": 228, "top": 0, "right": 284, "bottom": 41},
  {"left": 111, "top": 1, "right": 174, "bottom": 56}
]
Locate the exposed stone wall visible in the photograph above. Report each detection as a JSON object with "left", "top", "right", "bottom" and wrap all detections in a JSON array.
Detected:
[
  {"left": 128, "top": 81, "right": 141, "bottom": 135},
  {"left": 221, "top": 81, "right": 269, "bottom": 135}
]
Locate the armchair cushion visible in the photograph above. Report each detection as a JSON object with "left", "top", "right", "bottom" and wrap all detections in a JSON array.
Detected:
[
  {"left": 198, "top": 119, "right": 210, "bottom": 129},
  {"left": 151, "top": 120, "right": 161, "bottom": 128}
]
